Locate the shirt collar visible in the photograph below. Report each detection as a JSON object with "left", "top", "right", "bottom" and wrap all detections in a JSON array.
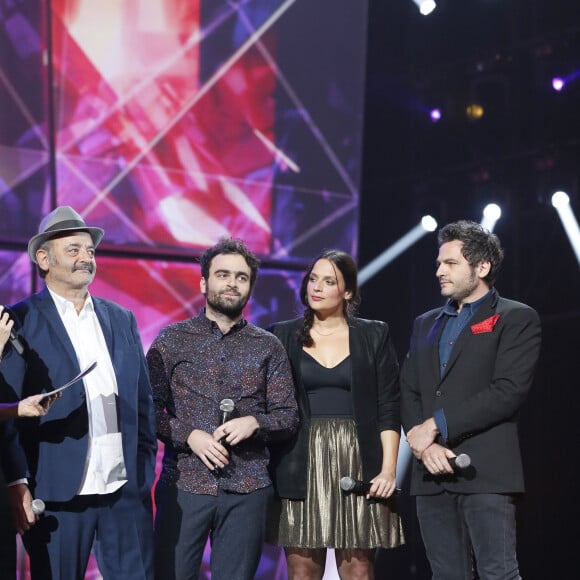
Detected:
[
  {"left": 48, "top": 287, "right": 94, "bottom": 316},
  {"left": 198, "top": 309, "right": 247, "bottom": 334},
  {"left": 436, "top": 287, "right": 494, "bottom": 319}
]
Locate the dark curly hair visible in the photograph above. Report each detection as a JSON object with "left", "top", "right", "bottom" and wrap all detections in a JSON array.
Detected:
[
  {"left": 299, "top": 249, "right": 360, "bottom": 347},
  {"left": 438, "top": 220, "right": 504, "bottom": 285},
  {"left": 200, "top": 238, "right": 260, "bottom": 288}
]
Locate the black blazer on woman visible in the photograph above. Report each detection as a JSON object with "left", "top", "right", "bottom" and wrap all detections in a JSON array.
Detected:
[{"left": 268, "top": 317, "right": 400, "bottom": 500}]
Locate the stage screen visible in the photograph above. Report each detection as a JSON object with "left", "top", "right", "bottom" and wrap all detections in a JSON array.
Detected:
[
  {"left": 47, "top": 0, "right": 364, "bottom": 260},
  {"left": 0, "top": 1, "right": 367, "bottom": 578}
]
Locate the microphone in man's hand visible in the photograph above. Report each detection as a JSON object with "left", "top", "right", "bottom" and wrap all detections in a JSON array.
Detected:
[
  {"left": 31, "top": 498, "right": 45, "bottom": 516},
  {"left": 213, "top": 399, "right": 235, "bottom": 475},
  {"left": 448, "top": 453, "right": 471, "bottom": 471},
  {"left": 218, "top": 398, "right": 235, "bottom": 444},
  {"left": 219, "top": 398, "right": 235, "bottom": 424}
]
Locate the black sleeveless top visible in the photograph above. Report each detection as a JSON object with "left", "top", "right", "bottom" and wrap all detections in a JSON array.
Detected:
[{"left": 300, "top": 350, "right": 353, "bottom": 418}]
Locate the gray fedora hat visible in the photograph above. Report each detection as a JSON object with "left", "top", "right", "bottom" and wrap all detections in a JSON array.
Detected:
[{"left": 28, "top": 206, "right": 105, "bottom": 264}]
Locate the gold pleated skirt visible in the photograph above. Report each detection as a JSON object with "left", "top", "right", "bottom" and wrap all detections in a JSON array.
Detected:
[{"left": 268, "top": 418, "right": 404, "bottom": 549}]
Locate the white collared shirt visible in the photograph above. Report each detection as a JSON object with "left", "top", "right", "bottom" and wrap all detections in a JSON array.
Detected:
[{"left": 49, "top": 289, "right": 127, "bottom": 495}]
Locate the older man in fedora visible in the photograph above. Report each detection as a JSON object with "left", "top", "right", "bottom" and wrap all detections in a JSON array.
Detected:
[{"left": 0, "top": 206, "right": 156, "bottom": 579}]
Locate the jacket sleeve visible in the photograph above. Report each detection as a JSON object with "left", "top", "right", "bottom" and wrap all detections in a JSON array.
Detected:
[
  {"left": 253, "top": 337, "right": 299, "bottom": 442},
  {"left": 0, "top": 344, "right": 30, "bottom": 482},
  {"left": 374, "top": 322, "right": 401, "bottom": 433},
  {"left": 146, "top": 332, "right": 196, "bottom": 452}
]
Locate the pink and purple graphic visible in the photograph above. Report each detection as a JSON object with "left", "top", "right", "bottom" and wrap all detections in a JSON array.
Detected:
[{"left": 1, "top": 1, "right": 367, "bottom": 577}]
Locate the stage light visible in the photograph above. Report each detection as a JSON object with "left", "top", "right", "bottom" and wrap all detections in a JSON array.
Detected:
[
  {"left": 412, "top": 0, "right": 437, "bottom": 16},
  {"left": 481, "top": 203, "right": 502, "bottom": 232},
  {"left": 551, "top": 191, "right": 580, "bottom": 267},
  {"left": 430, "top": 108, "right": 442, "bottom": 122},
  {"left": 466, "top": 103, "right": 484, "bottom": 120},
  {"left": 551, "top": 190, "right": 569, "bottom": 209},
  {"left": 549, "top": 70, "right": 580, "bottom": 93},
  {"left": 421, "top": 215, "right": 438, "bottom": 231},
  {"left": 358, "top": 216, "right": 438, "bottom": 285},
  {"left": 551, "top": 77, "right": 565, "bottom": 92}
]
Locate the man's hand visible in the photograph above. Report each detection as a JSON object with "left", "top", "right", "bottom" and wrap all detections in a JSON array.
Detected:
[
  {"left": 8, "top": 483, "right": 35, "bottom": 534},
  {"left": 406, "top": 417, "right": 439, "bottom": 460},
  {"left": 187, "top": 429, "right": 229, "bottom": 471},
  {"left": 213, "top": 416, "right": 259, "bottom": 447},
  {"left": 420, "top": 443, "right": 456, "bottom": 475}
]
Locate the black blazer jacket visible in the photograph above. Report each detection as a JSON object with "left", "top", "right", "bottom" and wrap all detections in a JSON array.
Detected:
[
  {"left": 268, "top": 317, "right": 400, "bottom": 499},
  {"left": 400, "top": 290, "right": 541, "bottom": 495}
]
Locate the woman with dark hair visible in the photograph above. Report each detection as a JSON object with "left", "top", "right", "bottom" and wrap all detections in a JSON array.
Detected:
[{"left": 268, "top": 250, "right": 404, "bottom": 579}]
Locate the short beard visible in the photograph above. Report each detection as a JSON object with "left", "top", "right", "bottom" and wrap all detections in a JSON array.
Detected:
[
  {"left": 446, "top": 269, "right": 478, "bottom": 303},
  {"left": 206, "top": 291, "right": 248, "bottom": 318}
]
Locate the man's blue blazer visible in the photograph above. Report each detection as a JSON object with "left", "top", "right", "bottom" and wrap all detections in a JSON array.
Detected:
[{"left": 0, "top": 286, "right": 157, "bottom": 503}]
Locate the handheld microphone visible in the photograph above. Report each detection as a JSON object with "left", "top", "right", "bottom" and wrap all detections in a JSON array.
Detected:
[
  {"left": 9, "top": 330, "right": 24, "bottom": 355},
  {"left": 31, "top": 498, "right": 45, "bottom": 516},
  {"left": 340, "top": 476, "right": 371, "bottom": 495},
  {"left": 219, "top": 398, "right": 235, "bottom": 430},
  {"left": 448, "top": 453, "right": 471, "bottom": 471},
  {"left": 340, "top": 476, "right": 401, "bottom": 496},
  {"left": 218, "top": 398, "right": 235, "bottom": 444},
  {"left": 1, "top": 307, "right": 24, "bottom": 356},
  {"left": 214, "top": 399, "right": 235, "bottom": 475}
]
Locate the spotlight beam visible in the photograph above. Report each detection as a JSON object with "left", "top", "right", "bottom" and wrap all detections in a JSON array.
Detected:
[
  {"left": 358, "top": 217, "right": 437, "bottom": 286},
  {"left": 552, "top": 192, "right": 580, "bottom": 267},
  {"left": 396, "top": 433, "right": 413, "bottom": 482},
  {"left": 480, "top": 203, "right": 502, "bottom": 233},
  {"left": 412, "top": 0, "right": 437, "bottom": 16}
]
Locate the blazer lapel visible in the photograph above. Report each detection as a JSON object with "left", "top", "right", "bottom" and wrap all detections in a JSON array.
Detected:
[
  {"left": 427, "top": 316, "right": 446, "bottom": 383},
  {"left": 287, "top": 320, "right": 310, "bottom": 416},
  {"left": 348, "top": 320, "right": 371, "bottom": 421},
  {"left": 349, "top": 320, "right": 362, "bottom": 401},
  {"left": 93, "top": 298, "right": 115, "bottom": 364},
  {"left": 36, "top": 287, "right": 79, "bottom": 370},
  {"left": 441, "top": 291, "right": 499, "bottom": 379}
]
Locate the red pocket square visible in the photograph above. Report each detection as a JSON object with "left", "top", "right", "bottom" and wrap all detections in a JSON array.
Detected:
[{"left": 471, "top": 314, "right": 500, "bottom": 334}]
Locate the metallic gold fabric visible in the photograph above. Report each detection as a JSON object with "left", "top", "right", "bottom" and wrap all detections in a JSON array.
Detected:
[{"left": 269, "top": 418, "right": 404, "bottom": 549}]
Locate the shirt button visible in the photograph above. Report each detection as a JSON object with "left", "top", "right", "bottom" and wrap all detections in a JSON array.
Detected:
[
  {"left": 442, "top": 362, "right": 447, "bottom": 367},
  {"left": 435, "top": 390, "right": 442, "bottom": 397}
]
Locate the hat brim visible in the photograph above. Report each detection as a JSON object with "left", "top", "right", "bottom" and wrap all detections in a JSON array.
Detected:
[{"left": 28, "top": 227, "right": 105, "bottom": 264}]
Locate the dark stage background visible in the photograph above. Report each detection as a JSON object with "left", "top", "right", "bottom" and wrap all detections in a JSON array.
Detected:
[{"left": 360, "top": 1, "right": 580, "bottom": 579}]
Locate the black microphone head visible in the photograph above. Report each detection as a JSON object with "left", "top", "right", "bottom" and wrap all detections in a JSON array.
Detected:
[
  {"left": 454, "top": 453, "right": 471, "bottom": 469},
  {"left": 340, "top": 476, "right": 355, "bottom": 492},
  {"left": 219, "top": 399, "right": 235, "bottom": 413}
]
